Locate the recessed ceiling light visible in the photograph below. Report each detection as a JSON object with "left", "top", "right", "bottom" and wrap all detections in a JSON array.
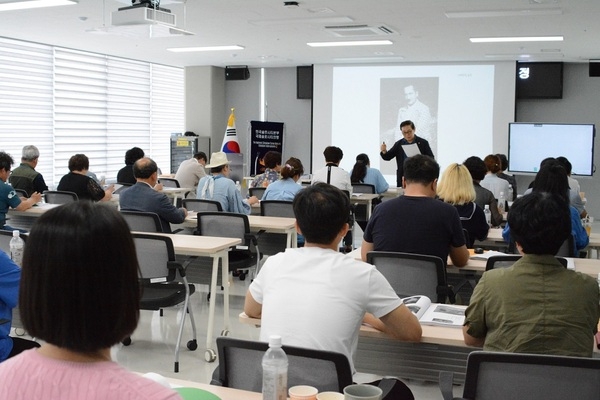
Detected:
[
  {"left": 470, "top": 36, "right": 563, "bottom": 43},
  {"left": 307, "top": 40, "right": 393, "bottom": 47},
  {"left": 167, "top": 45, "right": 245, "bottom": 53},
  {"left": 0, "top": 0, "right": 77, "bottom": 11}
]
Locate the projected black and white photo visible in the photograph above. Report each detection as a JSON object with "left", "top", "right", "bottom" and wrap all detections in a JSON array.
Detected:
[{"left": 380, "top": 78, "right": 439, "bottom": 176}]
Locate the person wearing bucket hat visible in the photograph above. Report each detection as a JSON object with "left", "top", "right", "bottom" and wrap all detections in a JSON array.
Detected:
[{"left": 197, "top": 152, "right": 259, "bottom": 214}]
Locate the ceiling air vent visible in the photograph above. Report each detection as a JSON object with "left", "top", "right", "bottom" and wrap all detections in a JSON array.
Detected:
[{"left": 325, "top": 24, "right": 396, "bottom": 38}]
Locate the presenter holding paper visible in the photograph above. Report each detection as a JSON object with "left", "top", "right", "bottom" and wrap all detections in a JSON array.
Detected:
[{"left": 380, "top": 120, "right": 434, "bottom": 187}]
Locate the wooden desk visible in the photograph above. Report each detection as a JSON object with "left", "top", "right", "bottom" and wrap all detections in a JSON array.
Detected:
[
  {"left": 382, "top": 187, "right": 403, "bottom": 200},
  {"left": 239, "top": 312, "right": 472, "bottom": 384},
  {"left": 184, "top": 213, "right": 298, "bottom": 249},
  {"left": 134, "top": 232, "right": 241, "bottom": 363}
]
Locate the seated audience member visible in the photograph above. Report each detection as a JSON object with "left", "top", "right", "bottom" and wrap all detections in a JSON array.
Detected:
[
  {"left": 361, "top": 155, "right": 469, "bottom": 267},
  {"left": 502, "top": 162, "right": 588, "bottom": 256},
  {"left": 197, "top": 152, "right": 258, "bottom": 214},
  {"left": 0, "top": 251, "right": 40, "bottom": 362},
  {"left": 480, "top": 154, "right": 510, "bottom": 201},
  {"left": 262, "top": 157, "right": 304, "bottom": 201},
  {"left": 57, "top": 154, "right": 114, "bottom": 202},
  {"left": 556, "top": 155, "right": 581, "bottom": 194},
  {"left": 117, "top": 147, "right": 145, "bottom": 185},
  {"left": 495, "top": 153, "right": 517, "bottom": 201},
  {"left": 437, "top": 163, "right": 488, "bottom": 248},
  {"left": 174, "top": 152, "right": 207, "bottom": 198},
  {"left": 250, "top": 151, "right": 282, "bottom": 188},
  {"left": 244, "top": 183, "right": 421, "bottom": 373},
  {"left": 0, "top": 152, "right": 42, "bottom": 231},
  {"left": 0, "top": 202, "right": 181, "bottom": 399},
  {"left": 464, "top": 191, "right": 600, "bottom": 357},
  {"left": 9, "top": 145, "right": 48, "bottom": 197},
  {"left": 350, "top": 153, "right": 389, "bottom": 194},
  {"left": 525, "top": 157, "right": 587, "bottom": 218},
  {"left": 119, "top": 157, "right": 187, "bottom": 233},
  {"left": 463, "top": 156, "right": 503, "bottom": 227},
  {"left": 311, "top": 146, "right": 352, "bottom": 193}
]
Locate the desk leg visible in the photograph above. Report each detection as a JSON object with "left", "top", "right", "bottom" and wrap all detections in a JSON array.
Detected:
[
  {"left": 222, "top": 251, "right": 230, "bottom": 333},
  {"left": 366, "top": 200, "right": 372, "bottom": 220},
  {"left": 204, "top": 253, "right": 221, "bottom": 362},
  {"left": 286, "top": 229, "right": 298, "bottom": 249}
]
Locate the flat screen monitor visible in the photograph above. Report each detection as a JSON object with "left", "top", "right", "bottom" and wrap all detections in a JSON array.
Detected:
[
  {"left": 516, "top": 62, "right": 563, "bottom": 99},
  {"left": 508, "top": 123, "right": 595, "bottom": 176}
]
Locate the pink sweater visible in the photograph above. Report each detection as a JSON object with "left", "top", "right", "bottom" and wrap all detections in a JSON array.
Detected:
[{"left": 0, "top": 349, "right": 182, "bottom": 400}]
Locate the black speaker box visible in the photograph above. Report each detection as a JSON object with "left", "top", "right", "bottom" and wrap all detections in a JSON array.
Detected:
[
  {"left": 225, "top": 66, "right": 250, "bottom": 80},
  {"left": 589, "top": 61, "right": 600, "bottom": 77},
  {"left": 297, "top": 65, "right": 313, "bottom": 99}
]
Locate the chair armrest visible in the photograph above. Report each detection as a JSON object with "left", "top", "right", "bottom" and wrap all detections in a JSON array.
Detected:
[
  {"left": 439, "top": 371, "right": 463, "bottom": 400},
  {"left": 167, "top": 260, "right": 186, "bottom": 278}
]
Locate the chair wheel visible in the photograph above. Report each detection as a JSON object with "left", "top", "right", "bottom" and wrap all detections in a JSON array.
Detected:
[
  {"left": 239, "top": 272, "right": 246, "bottom": 281},
  {"left": 187, "top": 339, "right": 198, "bottom": 351},
  {"left": 205, "top": 349, "right": 217, "bottom": 362},
  {"left": 122, "top": 337, "right": 132, "bottom": 346}
]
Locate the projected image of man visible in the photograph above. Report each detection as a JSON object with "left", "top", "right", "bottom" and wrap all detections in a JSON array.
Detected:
[{"left": 397, "top": 85, "right": 435, "bottom": 154}]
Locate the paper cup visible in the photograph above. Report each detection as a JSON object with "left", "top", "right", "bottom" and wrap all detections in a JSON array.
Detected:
[
  {"left": 343, "top": 384, "right": 383, "bottom": 400},
  {"left": 289, "top": 385, "right": 318, "bottom": 400},
  {"left": 316, "top": 392, "right": 345, "bottom": 400}
]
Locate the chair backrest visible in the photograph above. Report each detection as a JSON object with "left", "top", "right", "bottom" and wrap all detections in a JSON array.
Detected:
[
  {"left": 214, "top": 337, "right": 353, "bottom": 393},
  {"left": 485, "top": 255, "right": 568, "bottom": 271},
  {"left": 366, "top": 251, "right": 451, "bottom": 303},
  {"left": 352, "top": 183, "right": 376, "bottom": 194},
  {"left": 182, "top": 199, "right": 223, "bottom": 212},
  {"left": 249, "top": 187, "right": 266, "bottom": 200},
  {"left": 43, "top": 190, "right": 78, "bottom": 204},
  {"left": 555, "top": 234, "right": 575, "bottom": 257},
  {"left": 461, "top": 351, "right": 600, "bottom": 400},
  {"left": 132, "top": 233, "right": 177, "bottom": 282},
  {"left": 0, "top": 230, "right": 26, "bottom": 255},
  {"left": 260, "top": 200, "right": 295, "bottom": 218},
  {"left": 120, "top": 210, "right": 163, "bottom": 233},
  {"left": 196, "top": 212, "right": 249, "bottom": 242},
  {"left": 113, "top": 183, "right": 132, "bottom": 195},
  {"left": 160, "top": 177, "right": 180, "bottom": 188},
  {"left": 14, "top": 188, "right": 28, "bottom": 198}
]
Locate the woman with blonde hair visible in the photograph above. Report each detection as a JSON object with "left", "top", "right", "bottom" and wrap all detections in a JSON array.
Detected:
[{"left": 437, "top": 163, "right": 489, "bottom": 248}]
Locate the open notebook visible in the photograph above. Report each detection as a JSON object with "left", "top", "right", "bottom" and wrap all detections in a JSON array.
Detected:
[{"left": 401, "top": 295, "right": 466, "bottom": 328}]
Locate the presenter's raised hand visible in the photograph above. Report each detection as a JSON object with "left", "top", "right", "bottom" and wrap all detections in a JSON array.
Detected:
[{"left": 380, "top": 142, "right": 387, "bottom": 154}]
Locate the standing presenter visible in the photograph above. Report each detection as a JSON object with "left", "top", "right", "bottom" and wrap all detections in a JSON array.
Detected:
[{"left": 380, "top": 120, "right": 434, "bottom": 187}]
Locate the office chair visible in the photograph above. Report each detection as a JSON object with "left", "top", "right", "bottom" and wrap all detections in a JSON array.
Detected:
[
  {"left": 159, "top": 177, "right": 180, "bottom": 188},
  {"left": 182, "top": 199, "right": 223, "bottom": 212},
  {"left": 351, "top": 183, "right": 377, "bottom": 231},
  {"left": 485, "top": 255, "right": 568, "bottom": 271},
  {"left": 211, "top": 337, "right": 353, "bottom": 393},
  {"left": 120, "top": 210, "right": 163, "bottom": 233},
  {"left": 248, "top": 187, "right": 266, "bottom": 200},
  {"left": 113, "top": 183, "right": 132, "bottom": 195},
  {"left": 123, "top": 234, "right": 197, "bottom": 373},
  {"left": 366, "top": 251, "right": 455, "bottom": 303},
  {"left": 195, "top": 212, "right": 262, "bottom": 281},
  {"left": 43, "top": 190, "right": 78, "bottom": 204},
  {"left": 259, "top": 200, "right": 296, "bottom": 254},
  {"left": 14, "top": 189, "right": 28, "bottom": 198},
  {"left": 440, "top": 351, "right": 600, "bottom": 400}
]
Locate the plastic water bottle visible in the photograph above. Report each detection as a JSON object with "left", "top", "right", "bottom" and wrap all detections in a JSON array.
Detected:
[
  {"left": 9, "top": 230, "right": 24, "bottom": 266},
  {"left": 497, "top": 192, "right": 506, "bottom": 215},
  {"left": 484, "top": 205, "right": 492, "bottom": 227},
  {"left": 262, "top": 335, "right": 288, "bottom": 400},
  {"left": 235, "top": 181, "right": 242, "bottom": 193}
]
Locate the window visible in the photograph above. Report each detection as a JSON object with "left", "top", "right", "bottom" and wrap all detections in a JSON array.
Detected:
[{"left": 0, "top": 37, "right": 183, "bottom": 187}]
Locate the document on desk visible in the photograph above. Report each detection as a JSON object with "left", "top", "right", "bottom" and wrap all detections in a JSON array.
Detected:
[
  {"left": 401, "top": 295, "right": 465, "bottom": 328},
  {"left": 469, "top": 250, "right": 507, "bottom": 260}
]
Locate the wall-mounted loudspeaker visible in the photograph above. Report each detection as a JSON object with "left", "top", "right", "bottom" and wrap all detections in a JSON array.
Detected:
[
  {"left": 297, "top": 65, "right": 313, "bottom": 99},
  {"left": 589, "top": 60, "right": 600, "bottom": 77},
  {"left": 225, "top": 66, "right": 250, "bottom": 80}
]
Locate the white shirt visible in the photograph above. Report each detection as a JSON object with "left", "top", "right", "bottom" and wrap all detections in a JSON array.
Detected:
[
  {"left": 480, "top": 173, "right": 510, "bottom": 200},
  {"left": 311, "top": 165, "right": 352, "bottom": 194},
  {"left": 249, "top": 247, "right": 402, "bottom": 373}
]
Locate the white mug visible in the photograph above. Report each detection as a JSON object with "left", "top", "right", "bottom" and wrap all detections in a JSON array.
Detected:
[{"left": 343, "top": 384, "right": 382, "bottom": 400}]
